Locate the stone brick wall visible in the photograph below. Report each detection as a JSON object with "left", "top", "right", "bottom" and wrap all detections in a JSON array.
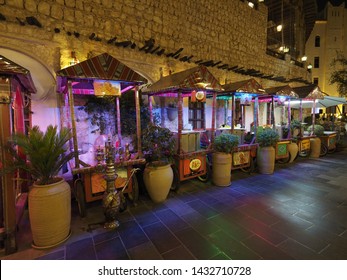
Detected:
[{"left": 0, "top": 0, "right": 309, "bottom": 85}]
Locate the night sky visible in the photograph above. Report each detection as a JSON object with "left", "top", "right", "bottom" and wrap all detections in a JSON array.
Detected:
[{"left": 316, "top": 0, "right": 346, "bottom": 11}]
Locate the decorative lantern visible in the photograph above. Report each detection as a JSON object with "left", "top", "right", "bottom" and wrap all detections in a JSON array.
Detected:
[{"left": 240, "top": 93, "right": 252, "bottom": 105}]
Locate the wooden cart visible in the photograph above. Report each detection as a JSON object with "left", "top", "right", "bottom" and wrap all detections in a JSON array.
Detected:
[
  {"left": 318, "top": 131, "right": 337, "bottom": 155},
  {"left": 142, "top": 66, "right": 223, "bottom": 189},
  {"left": 0, "top": 55, "right": 37, "bottom": 254},
  {"left": 213, "top": 79, "right": 267, "bottom": 173},
  {"left": 56, "top": 53, "right": 147, "bottom": 216}
]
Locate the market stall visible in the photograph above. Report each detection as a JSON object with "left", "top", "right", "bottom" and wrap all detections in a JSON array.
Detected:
[
  {"left": 0, "top": 54, "right": 36, "bottom": 254},
  {"left": 264, "top": 85, "right": 299, "bottom": 163},
  {"left": 287, "top": 93, "right": 346, "bottom": 155},
  {"left": 291, "top": 84, "right": 325, "bottom": 158},
  {"left": 142, "top": 66, "right": 223, "bottom": 188},
  {"left": 216, "top": 78, "right": 266, "bottom": 172},
  {"left": 56, "top": 53, "right": 147, "bottom": 216}
]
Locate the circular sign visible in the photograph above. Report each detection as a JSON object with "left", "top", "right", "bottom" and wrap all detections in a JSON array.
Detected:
[
  {"left": 189, "top": 158, "right": 202, "bottom": 171},
  {"left": 196, "top": 91, "right": 205, "bottom": 101}
]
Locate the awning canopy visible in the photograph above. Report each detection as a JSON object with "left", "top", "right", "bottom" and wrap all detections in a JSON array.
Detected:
[
  {"left": 265, "top": 85, "right": 299, "bottom": 98},
  {"left": 0, "top": 54, "right": 37, "bottom": 93},
  {"left": 287, "top": 96, "right": 347, "bottom": 109},
  {"left": 56, "top": 53, "right": 147, "bottom": 93},
  {"left": 142, "top": 65, "right": 223, "bottom": 95},
  {"left": 222, "top": 78, "right": 266, "bottom": 95},
  {"left": 292, "top": 84, "right": 326, "bottom": 100}
]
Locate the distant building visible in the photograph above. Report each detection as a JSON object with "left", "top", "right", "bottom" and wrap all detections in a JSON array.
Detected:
[{"left": 305, "top": 1, "right": 347, "bottom": 113}]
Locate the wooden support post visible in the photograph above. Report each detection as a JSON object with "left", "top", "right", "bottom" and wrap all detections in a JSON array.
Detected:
[{"left": 67, "top": 80, "right": 79, "bottom": 168}]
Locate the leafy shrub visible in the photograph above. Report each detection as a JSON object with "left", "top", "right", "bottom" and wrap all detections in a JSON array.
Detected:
[
  {"left": 307, "top": 124, "right": 325, "bottom": 136},
  {"left": 256, "top": 127, "right": 279, "bottom": 147},
  {"left": 213, "top": 134, "right": 239, "bottom": 153}
]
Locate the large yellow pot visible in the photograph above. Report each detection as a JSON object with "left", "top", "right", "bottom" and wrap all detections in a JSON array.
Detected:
[
  {"left": 212, "top": 152, "right": 232, "bottom": 186},
  {"left": 29, "top": 177, "right": 71, "bottom": 249},
  {"left": 310, "top": 137, "right": 321, "bottom": 158},
  {"left": 143, "top": 163, "right": 173, "bottom": 203},
  {"left": 257, "top": 146, "right": 276, "bottom": 174},
  {"left": 288, "top": 142, "right": 299, "bottom": 163}
]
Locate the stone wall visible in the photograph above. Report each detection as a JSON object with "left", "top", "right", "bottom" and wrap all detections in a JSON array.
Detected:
[{"left": 0, "top": 0, "right": 310, "bottom": 85}]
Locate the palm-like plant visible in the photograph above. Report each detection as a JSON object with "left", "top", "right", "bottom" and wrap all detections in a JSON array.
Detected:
[{"left": 3, "top": 125, "right": 74, "bottom": 185}]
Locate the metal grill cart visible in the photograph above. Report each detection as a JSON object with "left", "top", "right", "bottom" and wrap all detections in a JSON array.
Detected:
[
  {"left": 264, "top": 85, "right": 299, "bottom": 163},
  {"left": 142, "top": 66, "right": 223, "bottom": 189},
  {"left": 290, "top": 85, "right": 326, "bottom": 158},
  {"left": 56, "top": 53, "right": 147, "bottom": 217},
  {"left": 0, "top": 55, "right": 36, "bottom": 254},
  {"left": 214, "top": 79, "right": 267, "bottom": 172}
]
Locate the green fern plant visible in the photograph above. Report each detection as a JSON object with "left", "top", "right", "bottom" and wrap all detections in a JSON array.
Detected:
[{"left": 2, "top": 125, "right": 74, "bottom": 185}]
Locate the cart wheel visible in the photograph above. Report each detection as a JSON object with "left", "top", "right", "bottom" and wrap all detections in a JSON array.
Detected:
[
  {"left": 299, "top": 149, "right": 310, "bottom": 157},
  {"left": 170, "top": 165, "right": 181, "bottom": 192},
  {"left": 126, "top": 175, "right": 139, "bottom": 204},
  {"left": 197, "top": 158, "right": 211, "bottom": 182},
  {"left": 320, "top": 143, "right": 328, "bottom": 157},
  {"left": 241, "top": 157, "right": 255, "bottom": 173},
  {"left": 74, "top": 179, "right": 86, "bottom": 218},
  {"left": 328, "top": 146, "right": 336, "bottom": 154},
  {"left": 276, "top": 154, "right": 291, "bottom": 164}
]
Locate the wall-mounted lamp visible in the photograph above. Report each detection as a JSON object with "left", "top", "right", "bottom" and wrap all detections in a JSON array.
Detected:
[
  {"left": 307, "top": 63, "right": 312, "bottom": 70},
  {"left": 279, "top": 46, "right": 289, "bottom": 53},
  {"left": 276, "top": 24, "right": 283, "bottom": 32},
  {"left": 248, "top": 1, "right": 255, "bottom": 8},
  {"left": 301, "top": 55, "right": 307, "bottom": 62},
  {"left": 70, "top": 51, "right": 79, "bottom": 65}
]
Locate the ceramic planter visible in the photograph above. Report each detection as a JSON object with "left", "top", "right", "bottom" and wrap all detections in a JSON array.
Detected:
[
  {"left": 29, "top": 177, "right": 71, "bottom": 249},
  {"left": 257, "top": 146, "right": 276, "bottom": 174},
  {"left": 143, "top": 163, "right": 173, "bottom": 203},
  {"left": 212, "top": 152, "right": 232, "bottom": 186}
]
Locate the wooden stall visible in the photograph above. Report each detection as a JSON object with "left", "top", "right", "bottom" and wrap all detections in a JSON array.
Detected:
[
  {"left": 56, "top": 53, "right": 147, "bottom": 216},
  {"left": 0, "top": 55, "right": 36, "bottom": 254},
  {"left": 213, "top": 79, "right": 267, "bottom": 172},
  {"left": 291, "top": 85, "right": 326, "bottom": 158},
  {"left": 142, "top": 66, "right": 223, "bottom": 187},
  {"left": 264, "top": 85, "right": 299, "bottom": 163}
]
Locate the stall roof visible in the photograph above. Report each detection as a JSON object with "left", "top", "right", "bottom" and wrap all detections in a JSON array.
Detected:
[
  {"left": 0, "top": 55, "right": 36, "bottom": 93},
  {"left": 292, "top": 84, "right": 326, "bottom": 99},
  {"left": 265, "top": 85, "right": 299, "bottom": 98},
  {"left": 222, "top": 78, "right": 265, "bottom": 95},
  {"left": 142, "top": 65, "right": 223, "bottom": 94},
  {"left": 56, "top": 53, "right": 147, "bottom": 84}
]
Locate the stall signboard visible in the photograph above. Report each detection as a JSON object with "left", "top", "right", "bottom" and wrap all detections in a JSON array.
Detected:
[
  {"left": 94, "top": 80, "right": 121, "bottom": 97},
  {"left": 232, "top": 151, "right": 250, "bottom": 166},
  {"left": 191, "top": 90, "right": 206, "bottom": 102}
]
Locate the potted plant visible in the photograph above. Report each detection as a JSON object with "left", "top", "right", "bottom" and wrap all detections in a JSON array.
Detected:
[
  {"left": 307, "top": 124, "right": 324, "bottom": 158},
  {"left": 212, "top": 133, "right": 239, "bottom": 186},
  {"left": 256, "top": 127, "right": 279, "bottom": 174},
  {"left": 139, "top": 123, "right": 176, "bottom": 203},
  {"left": 2, "top": 125, "right": 74, "bottom": 248}
]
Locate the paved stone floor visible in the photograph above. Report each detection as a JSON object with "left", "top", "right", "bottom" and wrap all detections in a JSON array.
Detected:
[{"left": 2, "top": 144, "right": 347, "bottom": 260}]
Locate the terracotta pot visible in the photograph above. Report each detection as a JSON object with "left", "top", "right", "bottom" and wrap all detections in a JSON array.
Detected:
[
  {"left": 143, "top": 163, "right": 173, "bottom": 203},
  {"left": 212, "top": 152, "right": 232, "bottom": 186},
  {"left": 310, "top": 137, "right": 321, "bottom": 158},
  {"left": 288, "top": 142, "right": 298, "bottom": 163},
  {"left": 29, "top": 178, "right": 71, "bottom": 249},
  {"left": 257, "top": 146, "right": 276, "bottom": 174}
]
